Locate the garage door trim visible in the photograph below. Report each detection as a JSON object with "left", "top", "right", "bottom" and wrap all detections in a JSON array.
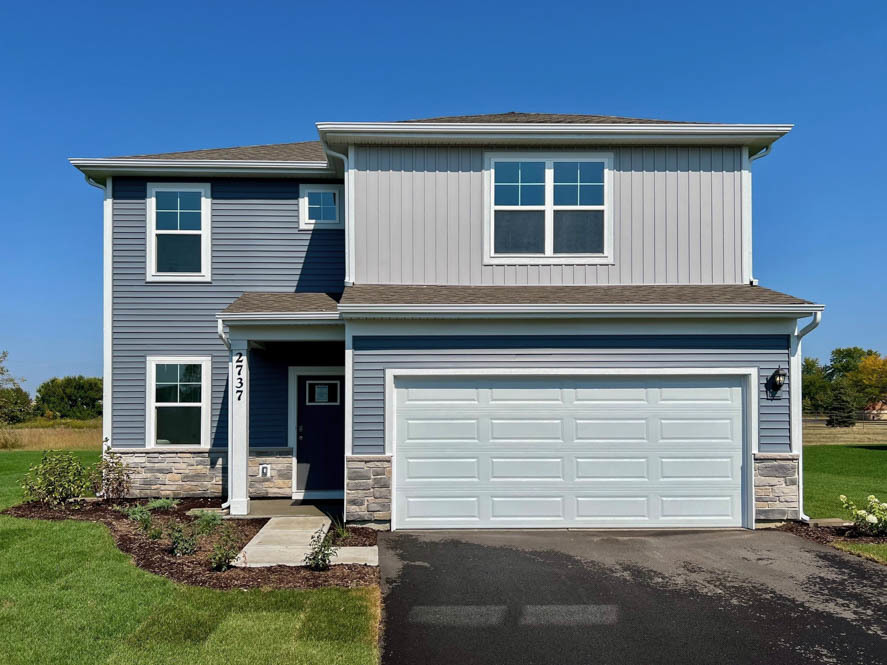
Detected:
[{"left": 385, "top": 367, "right": 759, "bottom": 530}]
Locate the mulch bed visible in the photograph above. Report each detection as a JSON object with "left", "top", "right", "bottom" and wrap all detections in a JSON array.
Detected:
[
  {"left": 3, "top": 499, "right": 378, "bottom": 590},
  {"left": 778, "top": 521, "right": 887, "bottom": 547},
  {"left": 329, "top": 526, "right": 378, "bottom": 547}
]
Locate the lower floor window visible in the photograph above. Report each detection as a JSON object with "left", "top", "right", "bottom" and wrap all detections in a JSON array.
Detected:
[{"left": 148, "top": 357, "right": 210, "bottom": 447}]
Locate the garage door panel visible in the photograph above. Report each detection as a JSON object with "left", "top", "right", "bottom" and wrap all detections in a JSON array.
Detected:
[
  {"left": 490, "top": 457, "right": 564, "bottom": 480},
  {"left": 394, "top": 375, "right": 745, "bottom": 529}
]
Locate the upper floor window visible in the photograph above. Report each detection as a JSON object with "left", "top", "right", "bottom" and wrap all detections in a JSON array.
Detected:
[
  {"left": 299, "top": 184, "right": 344, "bottom": 230},
  {"left": 484, "top": 152, "right": 613, "bottom": 265},
  {"left": 146, "top": 183, "right": 211, "bottom": 282}
]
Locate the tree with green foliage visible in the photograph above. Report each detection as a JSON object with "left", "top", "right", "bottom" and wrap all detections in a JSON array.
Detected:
[
  {"left": 35, "top": 376, "right": 102, "bottom": 420},
  {"left": 826, "top": 382, "right": 856, "bottom": 428},
  {"left": 0, "top": 350, "right": 32, "bottom": 424},
  {"left": 802, "top": 357, "right": 831, "bottom": 414},
  {"left": 825, "top": 346, "right": 878, "bottom": 381}
]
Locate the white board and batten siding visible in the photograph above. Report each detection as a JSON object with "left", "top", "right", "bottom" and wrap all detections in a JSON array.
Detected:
[
  {"left": 392, "top": 374, "right": 749, "bottom": 530},
  {"left": 351, "top": 145, "right": 744, "bottom": 286}
]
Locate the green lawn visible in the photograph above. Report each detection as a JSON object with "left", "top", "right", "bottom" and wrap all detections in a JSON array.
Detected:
[
  {"left": 0, "top": 451, "right": 379, "bottom": 665},
  {"left": 803, "top": 444, "right": 887, "bottom": 518},
  {"left": 833, "top": 541, "right": 887, "bottom": 565}
]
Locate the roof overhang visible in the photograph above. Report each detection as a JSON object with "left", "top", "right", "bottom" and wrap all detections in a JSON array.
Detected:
[
  {"left": 336, "top": 303, "right": 824, "bottom": 319},
  {"left": 69, "top": 158, "right": 335, "bottom": 184},
  {"left": 317, "top": 122, "right": 793, "bottom": 154},
  {"left": 217, "top": 312, "right": 343, "bottom": 324}
]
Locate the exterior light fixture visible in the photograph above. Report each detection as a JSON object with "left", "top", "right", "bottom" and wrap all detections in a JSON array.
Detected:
[{"left": 766, "top": 366, "right": 788, "bottom": 399}]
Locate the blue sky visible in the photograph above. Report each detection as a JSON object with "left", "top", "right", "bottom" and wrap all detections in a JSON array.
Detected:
[{"left": 1, "top": 1, "right": 884, "bottom": 392}]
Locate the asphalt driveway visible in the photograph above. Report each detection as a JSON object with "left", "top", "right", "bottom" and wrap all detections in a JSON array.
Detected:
[{"left": 378, "top": 529, "right": 886, "bottom": 665}]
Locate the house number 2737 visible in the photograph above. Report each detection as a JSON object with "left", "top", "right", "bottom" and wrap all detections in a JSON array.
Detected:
[{"left": 234, "top": 352, "right": 245, "bottom": 401}]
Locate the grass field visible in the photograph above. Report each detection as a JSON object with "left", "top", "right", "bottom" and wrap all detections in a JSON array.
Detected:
[
  {"left": 0, "top": 451, "right": 379, "bottom": 665},
  {"left": 803, "top": 444, "right": 887, "bottom": 518},
  {"left": 833, "top": 541, "right": 887, "bottom": 565},
  {"left": 1, "top": 418, "right": 102, "bottom": 451},
  {"left": 803, "top": 421, "right": 887, "bottom": 445}
]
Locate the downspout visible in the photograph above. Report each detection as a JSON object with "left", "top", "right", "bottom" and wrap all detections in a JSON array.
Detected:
[
  {"left": 795, "top": 311, "right": 822, "bottom": 522},
  {"left": 217, "top": 320, "right": 233, "bottom": 510},
  {"left": 321, "top": 141, "right": 352, "bottom": 285}
]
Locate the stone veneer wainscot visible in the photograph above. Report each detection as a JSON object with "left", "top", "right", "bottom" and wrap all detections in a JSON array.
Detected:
[
  {"left": 346, "top": 456, "right": 392, "bottom": 525},
  {"left": 754, "top": 453, "right": 800, "bottom": 520}
]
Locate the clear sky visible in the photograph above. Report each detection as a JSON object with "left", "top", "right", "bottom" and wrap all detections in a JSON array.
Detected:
[{"left": 1, "top": 1, "right": 884, "bottom": 392}]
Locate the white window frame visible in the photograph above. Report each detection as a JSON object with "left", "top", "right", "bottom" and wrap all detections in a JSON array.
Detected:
[
  {"left": 299, "top": 183, "right": 344, "bottom": 230},
  {"left": 305, "top": 379, "right": 342, "bottom": 405},
  {"left": 146, "top": 356, "right": 212, "bottom": 449},
  {"left": 146, "top": 183, "right": 212, "bottom": 282},
  {"left": 483, "top": 151, "right": 614, "bottom": 265}
]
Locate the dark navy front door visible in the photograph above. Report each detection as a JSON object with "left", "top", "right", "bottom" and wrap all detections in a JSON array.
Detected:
[{"left": 296, "top": 375, "right": 345, "bottom": 494}]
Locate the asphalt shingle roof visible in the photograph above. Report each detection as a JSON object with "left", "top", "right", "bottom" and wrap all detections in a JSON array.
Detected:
[{"left": 112, "top": 140, "right": 326, "bottom": 162}]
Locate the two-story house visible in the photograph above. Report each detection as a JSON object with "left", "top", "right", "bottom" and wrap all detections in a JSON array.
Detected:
[{"left": 72, "top": 112, "right": 823, "bottom": 530}]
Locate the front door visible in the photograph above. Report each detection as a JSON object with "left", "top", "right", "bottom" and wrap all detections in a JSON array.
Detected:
[{"left": 296, "top": 375, "right": 345, "bottom": 496}]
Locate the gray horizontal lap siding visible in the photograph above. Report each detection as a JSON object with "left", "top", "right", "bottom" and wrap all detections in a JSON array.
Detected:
[
  {"left": 111, "top": 178, "right": 344, "bottom": 448},
  {"left": 352, "top": 145, "right": 743, "bottom": 286},
  {"left": 351, "top": 334, "right": 791, "bottom": 456}
]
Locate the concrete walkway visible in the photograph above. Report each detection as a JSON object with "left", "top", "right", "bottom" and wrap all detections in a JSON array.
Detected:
[{"left": 233, "top": 515, "right": 379, "bottom": 567}]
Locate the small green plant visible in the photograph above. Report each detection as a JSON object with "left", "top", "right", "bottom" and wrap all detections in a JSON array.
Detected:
[
  {"left": 840, "top": 494, "right": 887, "bottom": 536},
  {"left": 303, "top": 528, "right": 338, "bottom": 571},
  {"left": 168, "top": 523, "right": 199, "bottom": 556},
  {"left": 120, "top": 504, "right": 153, "bottom": 532},
  {"left": 20, "top": 451, "right": 90, "bottom": 506},
  {"left": 148, "top": 525, "right": 164, "bottom": 540},
  {"left": 89, "top": 451, "right": 132, "bottom": 500},
  {"left": 331, "top": 518, "right": 348, "bottom": 541},
  {"left": 145, "top": 498, "right": 180, "bottom": 511},
  {"left": 192, "top": 510, "right": 222, "bottom": 535},
  {"left": 209, "top": 525, "right": 240, "bottom": 571}
]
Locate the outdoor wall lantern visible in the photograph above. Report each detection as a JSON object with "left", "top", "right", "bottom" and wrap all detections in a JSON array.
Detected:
[{"left": 766, "top": 366, "right": 788, "bottom": 399}]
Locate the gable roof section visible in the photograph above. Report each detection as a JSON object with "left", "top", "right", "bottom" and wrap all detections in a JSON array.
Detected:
[{"left": 401, "top": 112, "right": 701, "bottom": 125}]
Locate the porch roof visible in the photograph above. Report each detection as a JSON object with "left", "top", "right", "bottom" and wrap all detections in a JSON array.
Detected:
[{"left": 220, "top": 291, "right": 342, "bottom": 319}]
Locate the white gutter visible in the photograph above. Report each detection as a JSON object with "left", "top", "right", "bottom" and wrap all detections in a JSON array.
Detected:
[
  {"left": 320, "top": 141, "right": 353, "bottom": 284},
  {"left": 794, "top": 311, "right": 822, "bottom": 523},
  {"left": 217, "top": 312, "right": 342, "bottom": 322},
  {"left": 69, "top": 158, "right": 334, "bottom": 180},
  {"left": 337, "top": 303, "right": 824, "bottom": 317},
  {"left": 749, "top": 144, "right": 772, "bottom": 162}
]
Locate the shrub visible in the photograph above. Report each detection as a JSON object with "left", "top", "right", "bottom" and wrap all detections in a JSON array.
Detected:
[
  {"left": 119, "top": 504, "right": 153, "bottom": 532},
  {"left": 148, "top": 525, "right": 164, "bottom": 540},
  {"left": 20, "top": 451, "right": 90, "bottom": 506},
  {"left": 89, "top": 451, "right": 132, "bottom": 500},
  {"left": 0, "top": 385, "right": 32, "bottom": 425},
  {"left": 145, "top": 498, "right": 179, "bottom": 511},
  {"left": 35, "top": 376, "right": 103, "bottom": 420},
  {"left": 168, "top": 523, "right": 199, "bottom": 556},
  {"left": 192, "top": 510, "right": 222, "bottom": 535},
  {"left": 209, "top": 525, "right": 240, "bottom": 571},
  {"left": 840, "top": 494, "right": 887, "bottom": 536},
  {"left": 303, "top": 528, "right": 338, "bottom": 571},
  {"left": 0, "top": 425, "right": 22, "bottom": 450},
  {"left": 331, "top": 518, "right": 348, "bottom": 541}
]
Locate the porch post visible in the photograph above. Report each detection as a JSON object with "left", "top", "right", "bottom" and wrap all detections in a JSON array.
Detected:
[{"left": 229, "top": 340, "right": 250, "bottom": 515}]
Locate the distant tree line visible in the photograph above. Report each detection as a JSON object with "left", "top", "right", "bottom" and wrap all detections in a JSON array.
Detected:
[
  {"left": 0, "top": 351, "right": 102, "bottom": 424},
  {"left": 803, "top": 346, "right": 887, "bottom": 427}
]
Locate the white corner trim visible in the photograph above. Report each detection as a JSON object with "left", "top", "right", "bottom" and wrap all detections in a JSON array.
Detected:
[
  {"left": 346, "top": 144, "right": 356, "bottom": 284},
  {"left": 384, "top": 366, "right": 759, "bottom": 531},
  {"left": 145, "top": 182, "right": 212, "bottom": 282},
  {"left": 482, "top": 151, "right": 615, "bottom": 265},
  {"left": 345, "top": 325, "right": 354, "bottom": 457},
  {"left": 298, "top": 183, "right": 345, "bottom": 230},
  {"left": 145, "top": 356, "right": 212, "bottom": 449},
  {"left": 741, "top": 146, "right": 753, "bottom": 283},
  {"left": 287, "top": 366, "right": 346, "bottom": 496},
  {"left": 103, "top": 176, "right": 113, "bottom": 452}
]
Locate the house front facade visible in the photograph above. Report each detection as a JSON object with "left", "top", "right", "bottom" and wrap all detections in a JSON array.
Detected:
[{"left": 72, "top": 112, "right": 823, "bottom": 530}]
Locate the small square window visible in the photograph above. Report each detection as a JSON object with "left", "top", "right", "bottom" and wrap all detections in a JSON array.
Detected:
[
  {"left": 300, "top": 185, "right": 343, "bottom": 229},
  {"left": 306, "top": 381, "right": 340, "bottom": 405}
]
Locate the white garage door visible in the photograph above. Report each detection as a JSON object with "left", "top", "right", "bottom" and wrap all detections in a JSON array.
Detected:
[{"left": 393, "top": 374, "right": 746, "bottom": 530}]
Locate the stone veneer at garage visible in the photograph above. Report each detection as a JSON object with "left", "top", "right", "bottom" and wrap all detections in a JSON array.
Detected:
[
  {"left": 754, "top": 453, "right": 800, "bottom": 520},
  {"left": 345, "top": 456, "right": 392, "bottom": 524},
  {"left": 110, "top": 449, "right": 293, "bottom": 498}
]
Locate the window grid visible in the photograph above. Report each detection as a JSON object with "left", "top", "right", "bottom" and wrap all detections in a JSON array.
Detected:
[
  {"left": 148, "top": 184, "right": 210, "bottom": 280},
  {"left": 492, "top": 158, "right": 607, "bottom": 257},
  {"left": 147, "top": 357, "right": 210, "bottom": 448}
]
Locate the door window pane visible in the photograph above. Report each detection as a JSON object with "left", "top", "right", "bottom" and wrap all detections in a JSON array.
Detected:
[
  {"left": 306, "top": 381, "right": 340, "bottom": 405},
  {"left": 494, "top": 211, "right": 545, "bottom": 254},
  {"left": 553, "top": 210, "right": 604, "bottom": 254}
]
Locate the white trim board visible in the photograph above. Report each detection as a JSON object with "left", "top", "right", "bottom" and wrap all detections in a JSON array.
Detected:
[
  {"left": 298, "top": 183, "right": 345, "bottom": 230},
  {"left": 145, "top": 182, "right": 212, "bottom": 282},
  {"left": 383, "top": 366, "right": 759, "bottom": 530},
  {"left": 287, "top": 366, "right": 346, "bottom": 497},
  {"left": 103, "top": 176, "right": 113, "bottom": 451}
]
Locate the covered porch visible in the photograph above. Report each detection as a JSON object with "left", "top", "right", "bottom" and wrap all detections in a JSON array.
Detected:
[{"left": 218, "top": 292, "right": 346, "bottom": 517}]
